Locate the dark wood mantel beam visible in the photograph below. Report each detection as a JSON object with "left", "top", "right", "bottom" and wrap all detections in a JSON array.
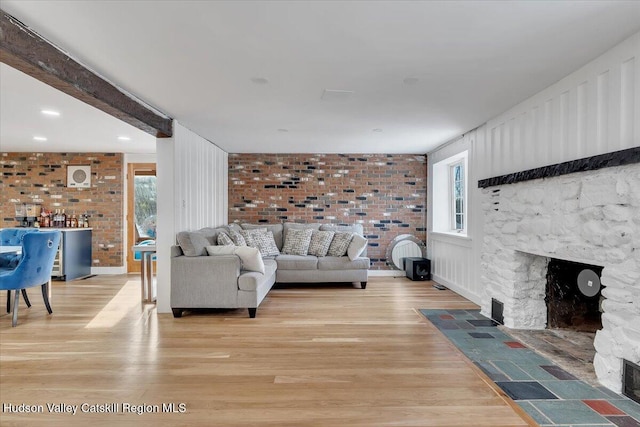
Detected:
[{"left": 0, "top": 9, "right": 173, "bottom": 138}]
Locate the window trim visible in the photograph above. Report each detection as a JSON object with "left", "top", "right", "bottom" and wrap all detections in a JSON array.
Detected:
[{"left": 431, "top": 150, "right": 468, "bottom": 237}]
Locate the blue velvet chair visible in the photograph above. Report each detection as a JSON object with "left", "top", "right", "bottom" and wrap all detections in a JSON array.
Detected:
[
  {"left": 1, "top": 228, "right": 40, "bottom": 311},
  {"left": 0, "top": 231, "right": 61, "bottom": 326}
]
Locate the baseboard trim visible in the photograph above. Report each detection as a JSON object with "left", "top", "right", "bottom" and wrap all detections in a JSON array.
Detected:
[
  {"left": 369, "top": 270, "right": 406, "bottom": 277},
  {"left": 91, "top": 266, "right": 127, "bottom": 275},
  {"left": 432, "top": 274, "right": 481, "bottom": 305}
]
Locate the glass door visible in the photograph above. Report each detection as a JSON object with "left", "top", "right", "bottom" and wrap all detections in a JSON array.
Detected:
[{"left": 127, "top": 163, "right": 156, "bottom": 273}]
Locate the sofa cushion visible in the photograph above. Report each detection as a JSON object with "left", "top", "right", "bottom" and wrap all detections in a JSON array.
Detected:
[
  {"left": 281, "top": 228, "right": 313, "bottom": 256},
  {"left": 238, "top": 259, "right": 277, "bottom": 291},
  {"left": 206, "top": 245, "right": 265, "bottom": 274},
  {"left": 241, "top": 223, "right": 284, "bottom": 249},
  {"left": 176, "top": 231, "right": 210, "bottom": 256},
  {"left": 318, "top": 256, "right": 370, "bottom": 271},
  {"left": 347, "top": 234, "right": 368, "bottom": 261},
  {"left": 242, "top": 229, "right": 280, "bottom": 257},
  {"left": 197, "top": 227, "right": 229, "bottom": 245},
  {"left": 307, "top": 230, "right": 335, "bottom": 257},
  {"left": 327, "top": 232, "right": 354, "bottom": 257},
  {"left": 275, "top": 254, "right": 318, "bottom": 270},
  {"left": 217, "top": 232, "right": 234, "bottom": 246}
]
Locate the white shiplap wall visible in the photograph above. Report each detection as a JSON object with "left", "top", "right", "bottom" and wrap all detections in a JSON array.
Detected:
[
  {"left": 480, "top": 32, "right": 639, "bottom": 179},
  {"left": 428, "top": 31, "right": 639, "bottom": 306},
  {"left": 156, "top": 122, "right": 228, "bottom": 313}
]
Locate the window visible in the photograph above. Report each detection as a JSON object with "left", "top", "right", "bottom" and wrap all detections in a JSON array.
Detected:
[
  {"left": 451, "top": 161, "right": 465, "bottom": 231},
  {"left": 432, "top": 150, "right": 468, "bottom": 236}
]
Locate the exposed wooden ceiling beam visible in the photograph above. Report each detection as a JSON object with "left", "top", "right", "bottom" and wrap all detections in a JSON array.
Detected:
[{"left": 0, "top": 9, "right": 173, "bottom": 138}]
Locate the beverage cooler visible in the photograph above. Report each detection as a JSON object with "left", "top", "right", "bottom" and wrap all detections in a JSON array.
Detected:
[{"left": 51, "top": 229, "right": 92, "bottom": 281}]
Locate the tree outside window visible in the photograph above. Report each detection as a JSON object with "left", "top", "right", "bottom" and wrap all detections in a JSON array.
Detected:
[{"left": 451, "top": 161, "right": 465, "bottom": 232}]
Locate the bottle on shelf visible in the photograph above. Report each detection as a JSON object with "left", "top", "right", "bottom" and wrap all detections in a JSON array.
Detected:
[
  {"left": 62, "top": 209, "right": 69, "bottom": 228},
  {"left": 71, "top": 214, "right": 78, "bottom": 228},
  {"left": 83, "top": 213, "right": 90, "bottom": 228}
]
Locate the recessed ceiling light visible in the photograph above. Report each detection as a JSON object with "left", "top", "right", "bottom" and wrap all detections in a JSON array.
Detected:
[
  {"left": 33, "top": 136, "right": 47, "bottom": 141},
  {"left": 251, "top": 77, "right": 269, "bottom": 85},
  {"left": 403, "top": 77, "right": 419, "bottom": 85},
  {"left": 321, "top": 89, "right": 354, "bottom": 101},
  {"left": 277, "top": 128, "right": 289, "bottom": 133},
  {"left": 41, "top": 109, "right": 60, "bottom": 116},
  {"left": 372, "top": 128, "right": 383, "bottom": 133},
  {"left": 117, "top": 136, "right": 131, "bottom": 141}
]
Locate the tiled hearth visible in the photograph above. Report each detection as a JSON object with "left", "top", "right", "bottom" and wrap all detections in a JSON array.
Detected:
[{"left": 420, "top": 309, "right": 640, "bottom": 427}]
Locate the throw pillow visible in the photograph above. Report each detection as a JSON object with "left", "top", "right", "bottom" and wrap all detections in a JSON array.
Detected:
[
  {"left": 206, "top": 246, "right": 265, "bottom": 274},
  {"left": 347, "top": 234, "right": 368, "bottom": 261},
  {"left": 206, "top": 246, "right": 236, "bottom": 256},
  {"left": 281, "top": 228, "right": 313, "bottom": 256},
  {"left": 176, "top": 231, "right": 210, "bottom": 256},
  {"left": 327, "top": 232, "right": 354, "bottom": 257},
  {"left": 217, "top": 232, "right": 235, "bottom": 246},
  {"left": 233, "top": 246, "right": 265, "bottom": 274},
  {"left": 242, "top": 229, "right": 280, "bottom": 257},
  {"left": 307, "top": 230, "right": 335, "bottom": 257},
  {"left": 240, "top": 228, "right": 267, "bottom": 247},
  {"left": 228, "top": 229, "right": 247, "bottom": 246}
]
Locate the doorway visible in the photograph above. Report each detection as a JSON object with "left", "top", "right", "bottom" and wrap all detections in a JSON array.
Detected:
[{"left": 127, "top": 163, "right": 157, "bottom": 273}]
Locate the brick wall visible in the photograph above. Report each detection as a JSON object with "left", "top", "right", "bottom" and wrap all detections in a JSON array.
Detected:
[
  {"left": 0, "top": 152, "right": 124, "bottom": 267},
  {"left": 228, "top": 153, "right": 427, "bottom": 270}
]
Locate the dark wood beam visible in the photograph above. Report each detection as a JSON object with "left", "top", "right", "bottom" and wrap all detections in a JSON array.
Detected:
[{"left": 0, "top": 10, "right": 172, "bottom": 138}]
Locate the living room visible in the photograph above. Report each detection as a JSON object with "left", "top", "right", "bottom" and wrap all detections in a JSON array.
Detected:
[{"left": 1, "top": 1, "right": 639, "bottom": 425}]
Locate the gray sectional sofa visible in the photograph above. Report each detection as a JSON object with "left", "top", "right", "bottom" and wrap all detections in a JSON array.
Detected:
[{"left": 170, "top": 222, "right": 369, "bottom": 318}]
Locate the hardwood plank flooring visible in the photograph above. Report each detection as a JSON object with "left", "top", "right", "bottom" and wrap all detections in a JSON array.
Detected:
[{"left": 0, "top": 276, "right": 534, "bottom": 426}]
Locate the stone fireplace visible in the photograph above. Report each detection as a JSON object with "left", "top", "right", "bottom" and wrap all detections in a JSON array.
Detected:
[{"left": 479, "top": 148, "right": 640, "bottom": 393}]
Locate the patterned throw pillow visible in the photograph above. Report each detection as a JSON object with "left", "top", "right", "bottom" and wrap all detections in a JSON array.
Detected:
[
  {"left": 217, "top": 232, "right": 235, "bottom": 246},
  {"left": 228, "top": 229, "right": 247, "bottom": 246},
  {"left": 241, "top": 229, "right": 280, "bottom": 257},
  {"left": 307, "top": 230, "right": 335, "bottom": 257},
  {"left": 327, "top": 232, "right": 354, "bottom": 257},
  {"left": 281, "top": 228, "right": 313, "bottom": 256},
  {"left": 240, "top": 228, "right": 266, "bottom": 247}
]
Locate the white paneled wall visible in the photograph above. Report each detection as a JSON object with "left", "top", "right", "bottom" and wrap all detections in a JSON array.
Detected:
[
  {"left": 428, "top": 130, "right": 484, "bottom": 304},
  {"left": 174, "top": 124, "right": 228, "bottom": 231},
  {"left": 429, "top": 31, "right": 639, "bottom": 307},
  {"left": 480, "top": 32, "right": 639, "bottom": 179},
  {"left": 156, "top": 122, "right": 228, "bottom": 313}
]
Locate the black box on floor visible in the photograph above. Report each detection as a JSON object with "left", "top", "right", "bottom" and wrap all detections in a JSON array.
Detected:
[{"left": 405, "top": 257, "right": 431, "bottom": 281}]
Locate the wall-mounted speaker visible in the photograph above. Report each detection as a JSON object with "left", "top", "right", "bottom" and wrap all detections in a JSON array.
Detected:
[
  {"left": 67, "top": 165, "right": 91, "bottom": 188},
  {"left": 405, "top": 257, "right": 431, "bottom": 281}
]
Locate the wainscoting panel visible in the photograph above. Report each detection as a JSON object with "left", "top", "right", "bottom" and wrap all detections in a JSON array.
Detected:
[{"left": 430, "top": 235, "right": 479, "bottom": 304}]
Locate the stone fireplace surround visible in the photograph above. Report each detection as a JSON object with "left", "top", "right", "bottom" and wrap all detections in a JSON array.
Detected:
[{"left": 478, "top": 147, "right": 640, "bottom": 393}]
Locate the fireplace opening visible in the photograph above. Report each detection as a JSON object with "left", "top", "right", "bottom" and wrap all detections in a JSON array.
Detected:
[
  {"left": 545, "top": 258, "right": 603, "bottom": 333},
  {"left": 623, "top": 360, "right": 640, "bottom": 404}
]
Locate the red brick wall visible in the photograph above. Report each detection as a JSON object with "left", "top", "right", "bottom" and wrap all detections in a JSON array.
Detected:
[
  {"left": 228, "top": 153, "right": 427, "bottom": 270},
  {"left": 0, "top": 152, "right": 124, "bottom": 267}
]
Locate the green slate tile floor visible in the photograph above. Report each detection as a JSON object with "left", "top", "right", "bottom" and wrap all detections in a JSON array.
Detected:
[{"left": 419, "top": 309, "right": 640, "bottom": 427}]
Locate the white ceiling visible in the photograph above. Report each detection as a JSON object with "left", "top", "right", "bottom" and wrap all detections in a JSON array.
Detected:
[
  {"left": 0, "top": 63, "right": 156, "bottom": 153},
  {"left": 1, "top": 1, "right": 640, "bottom": 154}
]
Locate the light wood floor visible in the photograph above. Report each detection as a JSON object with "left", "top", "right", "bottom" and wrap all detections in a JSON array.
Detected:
[{"left": 0, "top": 276, "right": 534, "bottom": 426}]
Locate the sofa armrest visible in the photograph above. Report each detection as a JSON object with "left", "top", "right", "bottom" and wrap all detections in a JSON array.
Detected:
[{"left": 171, "top": 254, "right": 241, "bottom": 308}]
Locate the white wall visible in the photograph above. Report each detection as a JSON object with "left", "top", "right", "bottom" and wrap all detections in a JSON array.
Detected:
[
  {"left": 480, "top": 32, "right": 639, "bottom": 179},
  {"left": 428, "top": 130, "right": 485, "bottom": 304},
  {"left": 156, "top": 122, "right": 228, "bottom": 313},
  {"left": 428, "top": 31, "right": 639, "bottom": 306}
]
